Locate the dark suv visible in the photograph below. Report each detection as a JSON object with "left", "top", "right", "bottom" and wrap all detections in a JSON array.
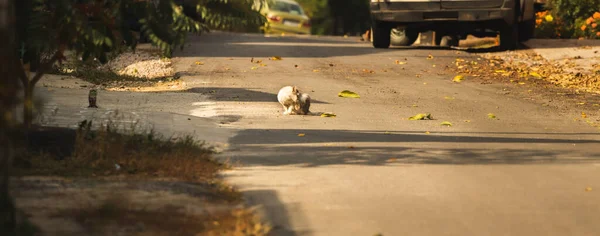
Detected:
[{"left": 369, "top": 0, "right": 537, "bottom": 49}]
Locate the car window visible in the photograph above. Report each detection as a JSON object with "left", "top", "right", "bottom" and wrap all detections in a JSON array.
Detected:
[{"left": 268, "top": 0, "right": 304, "bottom": 15}]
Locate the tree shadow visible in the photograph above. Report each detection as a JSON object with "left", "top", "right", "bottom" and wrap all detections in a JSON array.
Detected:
[
  {"left": 226, "top": 128, "right": 600, "bottom": 167},
  {"left": 184, "top": 87, "right": 329, "bottom": 104}
]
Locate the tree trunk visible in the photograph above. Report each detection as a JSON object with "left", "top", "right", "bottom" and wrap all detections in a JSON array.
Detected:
[{"left": 0, "top": 0, "right": 18, "bottom": 233}]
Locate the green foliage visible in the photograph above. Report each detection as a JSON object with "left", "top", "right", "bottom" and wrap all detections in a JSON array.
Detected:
[
  {"left": 538, "top": 0, "right": 600, "bottom": 38},
  {"left": 17, "top": 0, "right": 266, "bottom": 65}
]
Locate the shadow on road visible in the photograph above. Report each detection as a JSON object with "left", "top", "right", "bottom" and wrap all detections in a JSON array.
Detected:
[
  {"left": 242, "top": 190, "right": 311, "bottom": 236},
  {"left": 227, "top": 129, "right": 600, "bottom": 166},
  {"left": 184, "top": 87, "right": 329, "bottom": 104}
]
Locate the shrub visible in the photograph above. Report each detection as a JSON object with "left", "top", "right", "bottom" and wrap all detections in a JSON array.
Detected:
[{"left": 535, "top": 0, "right": 600, "bottom": 38}]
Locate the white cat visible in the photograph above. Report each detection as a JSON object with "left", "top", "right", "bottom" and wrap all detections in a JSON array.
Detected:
[{"left": 277, "top": 86, "right": 311, "bottom": 115}]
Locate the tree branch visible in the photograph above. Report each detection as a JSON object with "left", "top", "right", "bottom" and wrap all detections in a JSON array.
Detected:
[
  {"left": 15, "top": 58, "right": 29, "bottom": 86},
  {"left": 30, "top": 50, "right": 62, "bottom": 86}
]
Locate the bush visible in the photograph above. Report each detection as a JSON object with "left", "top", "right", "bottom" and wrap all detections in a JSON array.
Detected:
[{"left": 535, "top": 0, "right": 600, "bottom": 39}]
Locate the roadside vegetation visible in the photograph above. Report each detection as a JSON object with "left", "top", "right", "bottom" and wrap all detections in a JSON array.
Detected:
[
  {"left": 534, "top": 0, "right": 600, "bottom": 39},
  {"left": 1, "top": 0, "right": 270, "bottom": 235}
]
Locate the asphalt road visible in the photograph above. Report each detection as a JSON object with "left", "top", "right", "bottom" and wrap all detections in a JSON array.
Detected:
[{"left": 172, "top": 32, "right": 600, "bottom": 236}]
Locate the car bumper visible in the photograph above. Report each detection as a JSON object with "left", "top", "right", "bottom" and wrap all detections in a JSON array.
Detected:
[
  {"left": 265, "top": 23, "right": 311, "bottom": 35},
  {"left": 370, "top": 3, "right": 516, "bottom": 24}
]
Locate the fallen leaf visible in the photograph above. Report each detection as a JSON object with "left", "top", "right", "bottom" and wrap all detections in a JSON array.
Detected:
[
  {"left": 329, "top": 63, "right": 334, "bottom": 67},
  {"left": 427, "top": 54, "right": 434, "bottom": 59},
  {"left": 259, "top": 63, "right": 267, "bottom": 67},
  {"left": 270, "top": 56, "right": 282, "bottom": 60},
  {"left": 488, "top": 113, "right": 497, "bottom": 119},
  {"left": 593, "top": 104, "right": 600, "bottom": 106},
  {"left": 412, "top": 104, "right": 418, "bottom": 107},
  {"left": 464, "top": 120, "right": 471, "bottom": 122},
  {"left": 312, "top": 69, "right": 320, "bottom": 72},
  {"left": 338, "top": 90, "right": 360, "bottom": 98},
  {"left": 518, "top": 82, "right": 526, "bottom": 85},
  {"left": 294, "top": 65, "right": 299, "bottom": 68},
  {"left": 585, "top": 187, "right": 592, "bottom": 192},
  {"left": 425, "top": 131, "right": 430, "bottom": 134},
  {"left": 444, "top": 96, "right": 455, "bottom": 100},
  {"left": 582, "top": 112, "right": 587, "bottom": 119},
  {"left": 395, "top": 60, "right": 407, "bottom": 65},
  {"left": 409, "top": 113, "right": 433, "bottom": 120},
  {"left": 440, "top": 121, "right": 453, "bottom": 126},
  {"left": 348, "top": 146, "right": 354, "bottom": 149},
  {"left": 297, "top": 133, "right": 305, "bottom": 137},
  {"left": 255, "top": 60, "right": 263, "bottom": 64},
  {"left": 195, "top": 61, "right": 204, "bottom": 65},
  {"left": 251, "top": 66, "right": 258, "bottom": 70},
  {"left": 577, "top": 102, "right": 585, "bottom": 105},
  {"left": 453, "top": 75, "right": 465, "bottom": 82},
  {"left": 321, "top": 113, "right": 337, "bottom": 117},
  {"left": 423, "top": 82, "right": 428, "bottom": 85},
  {"left": 250, "top": 58, "right": 254, "bottom": 62}
]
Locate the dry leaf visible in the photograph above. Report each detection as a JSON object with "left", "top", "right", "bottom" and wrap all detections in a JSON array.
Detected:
[
  {"left": 427, "top": 54, "right": 434, "bottom": 59},
  {"left": 348, "top": 146, "right": 354, "bottom": 149},
  {"left": 585, "top": 187, "right": 592, "bottom": 192},
  {"left": 312, "top": 69, "right": 320, "bottom": 72},
  {"left": 338, "top": 90, "right": 360, "bottom": 98},
  {"left": 270, "top": 56, "right": 282, "bottom": 60},
  {"left": 444, "top": 96, "right": 455, "bottom": 100},
  {"left": 453, "top": 75, "right": 465, "bottom": 82},
  {"left": 425, "top": 131, "right": 430, "bottom": 134},
  {"left": 297, "top": 133, "right": 305, "bottom": 137},
  {"left": 251, "top": 66, "right": 258, "bottom": 70},
  {"left": 195, "top": 61, "right": 204, "bottom": 65},
  {"left": 488, "top": 113, "right": 497, "bottom": 119},
  {"left": 582, "top": 112, "right": 587, "bottom": 119},
  {"left": 464, "top": 120, "right": 471, "bottom": 122},
  {"left": 409, "top": 113, "right": 433, "bottom": 120},
  {"left": 321, "top": 113, "right": 337, "bottom": 117},
  {"left": 529, "top": 71, "right": 542, "bottom": 78},
  {"left": 440, "top": 121, "right": 453, "bottom": 126}
]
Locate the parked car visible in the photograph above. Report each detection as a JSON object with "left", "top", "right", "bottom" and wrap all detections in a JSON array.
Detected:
[
  {"left": 369, "top": 0, "right": 538, "bottom": 49},
  {"left": 256, "top": 0, "right": 311, "bottom": 35}
]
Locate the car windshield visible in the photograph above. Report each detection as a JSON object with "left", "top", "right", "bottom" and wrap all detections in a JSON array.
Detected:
[{"left": 269, "top": 0, "right": 304, "bottom": 15}]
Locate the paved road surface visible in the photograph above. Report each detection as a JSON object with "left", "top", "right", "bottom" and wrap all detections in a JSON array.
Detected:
[
  {"left": 173, "top": 33, "right": 600, "bottom": 236},
  {"left": 40, "top": 32, "right": 600, "bottom": 236}
]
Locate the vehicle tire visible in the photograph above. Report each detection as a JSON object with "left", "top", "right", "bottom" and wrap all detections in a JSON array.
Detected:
[
  {"left": 518, "top": 19, "right": 535, "bottom": 42},
  {"left": 372, "top": 21, "right": 392, "bottom": 48},
  {"left": 499, "top": 23, "right": 519, "bottom": 50},
  {"left": 390, "top": 28, "right": 419, "bottom": 46}
]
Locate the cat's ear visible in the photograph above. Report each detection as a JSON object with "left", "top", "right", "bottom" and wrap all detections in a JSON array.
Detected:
[{"left": 292, "top": 86, "right": 298, "bottom": 93}]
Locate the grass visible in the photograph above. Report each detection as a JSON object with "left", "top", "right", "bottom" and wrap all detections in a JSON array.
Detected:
[
  {"left": 17, "top": 120, "right": 224, "bottom": 182},
  {"left": 12, "top": 121, "right": 270, "bottom": 235}
]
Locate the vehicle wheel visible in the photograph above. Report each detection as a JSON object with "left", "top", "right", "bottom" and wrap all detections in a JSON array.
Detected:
[
  {"left": 435, "top": 33, "right": 459, "bottom": 47},
  {"left": 372, "top": 21, "right": 392, "bottom": 48},
  {"left": 499, "top": 23, "right": 519, "bottom": 50},
  {"left": 518, "top": 19, "right": 535, "bottom": 42},
  {"left": 390, "top": 28, "right": 419, "bottom": 46}
]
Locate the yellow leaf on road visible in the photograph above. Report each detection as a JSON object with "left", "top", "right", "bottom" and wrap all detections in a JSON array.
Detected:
[
  {"left": 409, "top": 113, "right": 433, "bottom": 120},
  {"left": 297, "top": 133, "right": 305, "bottom": 137},
  {"left": 425, "top": 131, "right": 431, "bottom": 134},
  {"left": 395, "top": 60, "right": 407, "bottom": 65},
  {"left": 270, "top": 56, "right": 282, "bottom": 60},
  {"left": 453, "top": 75, "right": 465, "bottom": 82},
  {"left": 338, "top": 90, "right": 360, "bottom": 98},
  {"left": 488, "top": 113, "right": 497, "bottom": 119},
  {"left": 427, "top": 54, "right": 434, "bottom": 59},
  {"left": 312, "top": 69, "right": 320, "bottom": 72},
  {"left": 251, "top": 66, "right": 258, "bottom": 70},
  {"left": 585, "top": 187, "right": 592, "bottom": 192},
  {"left": 444, "top": 96, "right": 455, "bottom": 100},
  {"left": 440, "top": 121, "right": 453, "bottom": 126},
  {"left": 582, "top": 112, "right": 587, "bottom": 118},
  {"left": 321, "top": 113, "right": 337, "bottom": 117},
  {"left": 195, "top": 61, "right": 204, "bottom": 65}
]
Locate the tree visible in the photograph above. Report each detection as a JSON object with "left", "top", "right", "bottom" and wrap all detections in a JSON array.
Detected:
[{"left": 15, "top": 0, "right": 266, "bottom": 128}]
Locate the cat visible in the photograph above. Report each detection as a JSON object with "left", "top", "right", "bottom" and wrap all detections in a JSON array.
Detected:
[{"left": 277, "top": 86, "right": 311, "bottom": 115}]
